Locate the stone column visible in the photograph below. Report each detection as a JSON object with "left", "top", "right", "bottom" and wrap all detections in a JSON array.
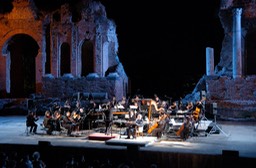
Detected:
[
  {"left": 232, "top": 8, "right": 242, "bottom": 78},
  {"left": 206, "top": 47, "right": 214, "bottom": 76}
]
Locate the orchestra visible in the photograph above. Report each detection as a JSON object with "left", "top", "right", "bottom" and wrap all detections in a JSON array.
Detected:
[{"left": 32, "top": 94, "right": 206, "bottom": 141}]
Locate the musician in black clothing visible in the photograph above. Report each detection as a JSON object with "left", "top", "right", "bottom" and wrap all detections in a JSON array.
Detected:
[
  {"left": 109, "top": 96, "right": 117, "bottom": 109},
  {"left": 26, "top": 111, "right": 39, "bottom": 134},
  {"left": 118, "top": 96, "right": 128, "bottom": 110},
  {"left": 62, "top": 111, "right": 77, "bottom": 136},
  {"left": 152, "top": 112, "right": 168, "bottom": 139},
  {"left": 43, "top": 110, "right": 54, "bottom": 135},
  {"left": 104, "top": 105, "right": 113, "bottom": 135},
  {"left": 126, "top": 112, "right": 143, "bottom": 139}
]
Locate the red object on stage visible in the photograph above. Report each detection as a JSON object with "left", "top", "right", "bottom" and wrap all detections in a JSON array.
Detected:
[{"left": 88, "top": 133, "right": 118, "bottom": 141}]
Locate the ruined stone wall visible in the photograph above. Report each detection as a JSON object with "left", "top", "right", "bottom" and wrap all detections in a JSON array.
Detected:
[
  {"left": 42, "top": 75, "right": 125, "bottom": 101},
  {"left": 0, "top": 0, "right": 44, "bottom": 95},
  {"left": 185, "top": 1, "right": 256, "bottom": 119},
  {"left": 0, "top": 0, "right": 128, "bottom": 100}
]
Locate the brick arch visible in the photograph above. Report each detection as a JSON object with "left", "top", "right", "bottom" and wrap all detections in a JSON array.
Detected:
[
  {"left": 78, "top": 39, "right": 95, "bottom": 77},
  {"left": 0, "top": 31, "right": 42, "bottom": 98},
  {"left": 1, "top": 30, "right": 42, "bottom": 55}
]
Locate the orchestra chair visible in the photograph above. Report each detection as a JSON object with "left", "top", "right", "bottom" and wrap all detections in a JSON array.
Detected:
[
  {"left": 25, "top": 124, "right": 30, "bottom": 136},
  {"left": 24, "top": 120, "right": 31, "bottom": 136},
  {"left": 40, "top": 123, "right": 48, "bottom": 135},
  {"left": 49, "top": 120, "right": 68, "bottom": 136},
  {"left": 136, "top": 125, "right": 144, "bottom": 138},
  {"left": 57, "top": 121, "right": 68, "bottom": 135}
]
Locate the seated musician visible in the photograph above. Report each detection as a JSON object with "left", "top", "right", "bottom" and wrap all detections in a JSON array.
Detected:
[
  {"left": 72, "top": 110, "right": 82, "bottom": 132},
  {"left": 151, "top": 112, "right": 168, "bottom": 139},
  {"left": 131, "top": 95, "right": 142, "bottom": 111},
  {"left": 147, "top": 100, "right": 165, "bottom": 118},
  {"left": 126, "top": 113, "right": 143, "bottom": 139},
  {"left": 109, "top": 96, "right": 118, "bottom": 109},
  {"left": 53, "top": 110, "right": 63, "bottom": 131},
  {"left": 154, "top": 94, "right": 162, "bottom": 109},
  {"left": 192, "top": 100, "right": 204, "bottom": 122},
  {"left": 176, "top": 115, "right": 193, "bottom": 141},
  {"left": 186, "top": 101, "right": 194, "bottom": 114},
  {"left": 64, "top": 99, "right": 71, "bottom": 111},
  {"left": 118, "top": 96, "right": 128, "bottom": 110},
  {"left": 62, "top": 111, "right": 77, "bottom": 136},
  {"left": 168, "top": 101, "right": 178, "bottom": 115},
  {"left": 43, "top": 110, "right": 55, "bottom": 135},
  {"left": 26, "top": 111, "right": 39, "bottom": 134}
]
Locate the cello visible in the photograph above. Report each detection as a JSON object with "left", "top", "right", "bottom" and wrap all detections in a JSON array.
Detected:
[
  {"left": 147, "top": 113, "right": 167, "bottom": 134},
  {"left": 176, "top": 124, "right": 184, "bottom": 136},
  {"left": 176, "top": 116, "right": 191, "bottom": 140}
]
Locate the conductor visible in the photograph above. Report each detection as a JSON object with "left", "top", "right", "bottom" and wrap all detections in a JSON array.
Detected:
[{"left": 104, "top": 105, "right": 113, "bottom": 135}]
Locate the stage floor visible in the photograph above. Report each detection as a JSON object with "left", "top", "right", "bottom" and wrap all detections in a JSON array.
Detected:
[{"left": 0, "top": 115, "right": 256, "bottom": 158}]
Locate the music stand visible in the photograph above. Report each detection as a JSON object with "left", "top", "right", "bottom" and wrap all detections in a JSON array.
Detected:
[{"left": 207, "top": 103, "right": 229, "bottom": 137}]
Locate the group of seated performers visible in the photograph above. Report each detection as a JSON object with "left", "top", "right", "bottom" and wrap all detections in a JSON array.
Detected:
[
  {"left": 38, "top": 93, "right": 205, "bottom": 140},
  {"left": 43, "top": 110, "right": 81, "bottom": 136}
]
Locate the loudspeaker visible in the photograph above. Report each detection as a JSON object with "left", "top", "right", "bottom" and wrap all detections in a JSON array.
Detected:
[{"left": 211, "top": 103, "right": 217, "bottom": 115}]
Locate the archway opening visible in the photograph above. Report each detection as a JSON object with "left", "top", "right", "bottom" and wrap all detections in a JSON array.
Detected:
[
  {"left": 60, "top": 42, "right": 71, "bottom": 76},
  {"left": 81, "top": 40, "right": 94, "bottom": 77},
  {"left": 245, "top": 31, "right": 256, "bottom": 75},
  {"left": 7, "top": 34, "right": 39, "bottom": 98}
]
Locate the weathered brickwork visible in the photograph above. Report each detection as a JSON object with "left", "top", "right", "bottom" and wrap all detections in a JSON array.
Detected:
[
  {"left": 185, "top": 0, "right": 256, "bottom": 119},
  {"left": 0, "top": 0, "right": 128, "bottom": 101}
]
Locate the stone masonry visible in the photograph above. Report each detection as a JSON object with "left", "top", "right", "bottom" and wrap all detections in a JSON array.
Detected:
[{"left": 0, "top": 0, "right": 128, "bottom": 102}]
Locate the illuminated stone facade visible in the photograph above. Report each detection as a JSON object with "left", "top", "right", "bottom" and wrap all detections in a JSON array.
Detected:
[
  {"left": 0, "top": 0, "right": 128, "bottom": 101},
  {"left": 186, "top": 0, "right": 256, "bottom": 119}
]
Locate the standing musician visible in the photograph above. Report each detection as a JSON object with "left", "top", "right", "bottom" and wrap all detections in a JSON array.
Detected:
[
  {"left": 103, "top": 105, "right": 113, "bottom": 135},
  {"left": 125, "top": 112, "right": 143, "bottom": 139},
  {"left": 26, "top": 111, "right": 39, "bottom": 134}
]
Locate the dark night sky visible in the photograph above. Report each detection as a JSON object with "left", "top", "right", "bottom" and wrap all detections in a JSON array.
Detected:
[{"left": 100, "top": 0, "right": 224, "bottom": 100}]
